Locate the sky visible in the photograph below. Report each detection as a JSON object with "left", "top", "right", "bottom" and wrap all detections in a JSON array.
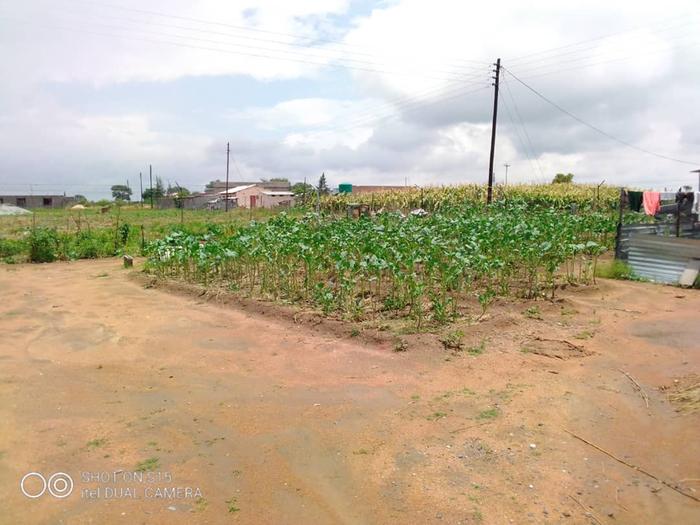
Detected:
[{"left": 0, "top": 0, "right": 699, "bottom": 199}]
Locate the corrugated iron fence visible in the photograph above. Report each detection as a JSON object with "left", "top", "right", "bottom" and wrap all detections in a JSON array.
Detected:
[
  {"left": 626, "top": 235, "right": 700, "bottom": 284},
  {"left": 616, "top": 221, "right": 697, "bottom": 262},
  {"left": 615, "top": 219, "right": 700, "bottom": 284}
]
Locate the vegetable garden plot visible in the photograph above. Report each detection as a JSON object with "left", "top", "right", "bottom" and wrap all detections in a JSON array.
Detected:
[{"left": 145, "top": 203, "right": 616, "bottom": 328}]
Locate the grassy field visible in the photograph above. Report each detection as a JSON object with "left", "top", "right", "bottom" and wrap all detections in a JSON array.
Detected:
[
  {"left": 0, "top": 205, "right": 287, "bottom": 237},
  {"left": 0, "top": 205, "right": 296, "bottom": 263}
]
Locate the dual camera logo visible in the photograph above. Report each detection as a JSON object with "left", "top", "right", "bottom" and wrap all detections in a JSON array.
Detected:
[{"left": 20, "top": 472, "right": 74, "bottom": 499}]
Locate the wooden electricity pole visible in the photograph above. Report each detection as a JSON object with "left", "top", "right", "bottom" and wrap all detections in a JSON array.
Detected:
[
  {"left": 225, "top": 142, "right": 230, "bottom": 212},
  {"left": 487, "top": 58, "right": 501, "bottom": 204}
]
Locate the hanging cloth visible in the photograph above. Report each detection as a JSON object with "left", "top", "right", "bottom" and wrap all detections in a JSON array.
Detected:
[
  {"left": 643, "top": 191, "right": 661, "bottom": 216},
  {"left": 627, "top": 191, "right": 643, "bottom": 212}
]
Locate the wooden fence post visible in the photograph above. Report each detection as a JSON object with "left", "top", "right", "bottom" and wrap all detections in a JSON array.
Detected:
[{"left": 614, "top": 187, "right": 625, "bottom": 260}]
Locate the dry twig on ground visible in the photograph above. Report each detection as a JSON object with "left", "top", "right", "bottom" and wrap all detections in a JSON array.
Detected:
[
  {"left": 618, "top": 369, "right": 650, "bottom": 409},
  {"left": 564, "top": 429, "right": 700, "bottom": 503}
]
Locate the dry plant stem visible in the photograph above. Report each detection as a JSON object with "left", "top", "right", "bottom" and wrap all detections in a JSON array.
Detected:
[
  {"left": 618, "top": 369, "right": 650, "bottom": 409},
  {"left": 569, "top": 495, "right": 603, "bottom": 525},
  {"left": 564, "top": 429, "right": 700, "bottom": 503}
]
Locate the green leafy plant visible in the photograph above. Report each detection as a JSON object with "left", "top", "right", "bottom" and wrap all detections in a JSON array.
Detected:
[
  {"left": 28, "top": 228, "right": 58, "bottom": 263},
  {"left": 135, "top": 457, "right": 159, "bottom": 472},
  {"left": 143, "top": 202, "right": 616, "bottom": 329},
  {"left": 440, "top": 330, "right": 464, "bottom": 351},
  {"left": 226, "top": 497, "right": 240, "bottom": 513}
]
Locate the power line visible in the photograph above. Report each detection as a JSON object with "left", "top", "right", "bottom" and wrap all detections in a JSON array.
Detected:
[
  {"left": 288, "top": 78, "right": 491, "bottom": 136},
  {"left": 508, "top": 12, "right": 697, "bottom": 65},
  {"left": 498, "top": 89, "right": 539, "bottom": 182},
  {"left": 62, "top": 0, "right": 491, "bottom": 66},
  {"left": 5, "top": 9, "right": 487, "bottom": 82},
  {"left": 33, "top": 3, "right": 490, "bottom": 77},
  {"left": 0, "top": 14, "right": 486, "bottom": 83},
  {"left": 508, "top": 32, "right": 698, "bottom": 78},
  {"left": 503, "top": 67, "right": 700, "bottom": 166},
  {"left": 507, "top": 39, "right": 699, "bottom": 81},
  {"left": 499, "top": 77, "right": 545, "bottom": 180}
]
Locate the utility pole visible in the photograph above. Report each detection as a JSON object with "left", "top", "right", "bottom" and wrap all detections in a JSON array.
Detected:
[
  {"left": 139, "top": 172, "right": 143, "bottom": 208},
  {"left": 149, "top": 164, "right": 153, "bottom": 209},
  {"left": 503, "top": 163, "right": 510, "bottom": 186},
  {"left": 225, "top": 142, "right": 230, "bottom": 212},
  {"left": 487, "top": 58, "right": 501, "bottom": 204}
]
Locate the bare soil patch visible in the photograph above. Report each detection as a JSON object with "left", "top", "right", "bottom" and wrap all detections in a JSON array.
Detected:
[{"left": 1, "top": 258, "right": 699, "bottom": 524}]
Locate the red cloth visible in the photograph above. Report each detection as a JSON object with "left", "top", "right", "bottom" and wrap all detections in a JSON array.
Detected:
[{"left": 643, "top": 191, "right": 661, "bottom": 215}]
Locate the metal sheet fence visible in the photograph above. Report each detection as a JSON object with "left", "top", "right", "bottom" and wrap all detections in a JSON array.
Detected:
[
  {"left": 627, "top": 235, "right": 700, "bottom": 284},
  {"left": 617, "top": 221, "right": 697, "bottom": 261}
]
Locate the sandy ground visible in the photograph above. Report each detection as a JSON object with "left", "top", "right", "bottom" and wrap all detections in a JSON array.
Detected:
[{"left": 0, "top": 258, "right": 698, "bottom": 525}]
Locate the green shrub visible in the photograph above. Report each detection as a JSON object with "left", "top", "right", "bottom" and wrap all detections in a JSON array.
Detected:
[
  {"left": 28, "top": 228, "right": 58, "bottom": 263},
  {"left": 0, "top": 238, "right": 26, "bottom": 258},
  {"left": 594, "top": 260, "right": 640, "bottom": 280},
  {"left": 118, "top": 223, "right": 131, "bottom": 246},
  {"left": 64, "top": 230, "right": 116, "bottom": 260}
]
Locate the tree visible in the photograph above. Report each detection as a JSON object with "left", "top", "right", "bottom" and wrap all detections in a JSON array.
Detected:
[
  {"left": 261, "top": 177, "right": 290, "bottom": 185},
  {"left": 168, "top": 184, "right": 191, "bottom": 209},
  {"left": 111, "top": 184, "right": 132, "bottom": 201},
  {"left": 74, "top": 194, "right": 88, "bottom": 204},
  {"left": 318, "top": 173, "right": 330, "bottom": 195},
  {"left": 552, "top": 173, "right": 574, "bottom": 184},
  {"left": 292, "top": 182, "right": 314, "bottom": 196},
  {"left": 142, "top": 177, "right": 165, "bottom": 202},
  {"left": 167, "top": 183, "right": 190, "bottom": 197}
]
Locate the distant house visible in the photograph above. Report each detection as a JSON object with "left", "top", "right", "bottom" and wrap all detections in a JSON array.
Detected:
[
  {"left": 260, "top": 190, "right": 295, "bottom": 208},
  {"left": 182, "top": 193, "right": 218, "bottom": 210},
  {"left": 0, "top": 195, "right": 76, "bottom": 209},
  {"left": 219, "top": 184, "right": 295, "bottom": 209},
  {"left": 205, "top": 179, "right": 291, "bottom": 194}
]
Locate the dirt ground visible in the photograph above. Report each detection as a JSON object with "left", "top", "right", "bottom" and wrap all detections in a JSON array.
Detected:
[{"left": 0, "top": 259, "right": 698, "bottom": 524}]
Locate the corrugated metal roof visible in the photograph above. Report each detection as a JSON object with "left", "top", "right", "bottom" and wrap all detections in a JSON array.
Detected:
[
  {"left": 262, "top": 191, "right": 294, "bottom": 196},
  {"left": 627, "top": 235, "right": 700, "bottom": 284},
  {"left": 219, "top": 184, "right": 257, "bottom": 195}
]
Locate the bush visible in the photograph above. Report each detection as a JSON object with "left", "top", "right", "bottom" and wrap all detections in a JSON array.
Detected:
[
  {"left": 63, "top": 230, "right": 116, "bottom": 259},
  {"left": 594, "top": 260, "right": 639, "bottom": 280},
  {"left": 118, "top": 223, "right": 131, "bottom": 246},
  {"left": 28, "top": 228, "right": 59, "bottom": 263},
  {"left": 0, "top": 237, "right": 26, "bottom": 258}
]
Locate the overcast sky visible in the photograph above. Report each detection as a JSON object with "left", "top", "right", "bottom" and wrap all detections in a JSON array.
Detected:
[{"left": 0, "top": 0, "right": 698, "bottom": 199}]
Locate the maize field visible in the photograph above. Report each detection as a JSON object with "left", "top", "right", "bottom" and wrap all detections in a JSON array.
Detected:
[{"left": 320, "top": 183, "right": 619, "bottom": 213}]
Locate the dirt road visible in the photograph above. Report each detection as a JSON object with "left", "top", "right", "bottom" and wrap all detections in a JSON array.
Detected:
[{"left": 0, "top": 259, "right": 698, "bottom": 524}]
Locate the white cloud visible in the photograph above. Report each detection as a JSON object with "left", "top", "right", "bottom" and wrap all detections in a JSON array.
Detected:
[
  {"left": 1, "top": 0, "right": 699, "bottom": 197},
  {"left": 1, "top": 0, "right": 352, "bottom": 86}
]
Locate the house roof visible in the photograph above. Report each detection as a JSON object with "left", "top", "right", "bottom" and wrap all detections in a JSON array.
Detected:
[
  {"left": 218, "top": 184, "right": 257, "bottom": 195},
  {"left": 262, "top": 191, "right": 294, "bottom": 196}
]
